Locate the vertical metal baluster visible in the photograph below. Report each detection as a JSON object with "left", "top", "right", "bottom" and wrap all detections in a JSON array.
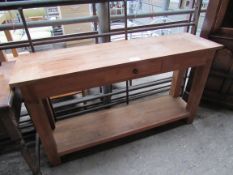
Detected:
[
  {"left": 92, "top": 3, "right": 98, "bottom": 44},
  {"left": 93, "top": 3, "right": 102, "bottom": 93},
  {"left": 18, "top": 8, "right": 35, "bottom": 52},
  {"left": 182, "top": 0, "right": 202, "bottom": 97},
  {"left": 107, "top": 1, "right": 111, "bottom": 42},
  {"left": 123, "top": 0, "right": 132, "bottom": 88},
  {"left": 129, "top": 80, "right": 133, "bottom": 86},
  {"left": 181, "top": 0, "right": 194, "bottom": 96},
  {"left": 181, "top": 68, "right": 189, "bottom": 97},
  {"left": 126, "top": 80, "right": 129, "bottom": 105},
  {"left": 99, "top": 86, "right": 103, "bottom": 93},
  {"left": 186, "top": 0, "right": 195, "bottom": 32},
  {"left": 124, "top": 0, "right": 128, "bottom": 40},
  {"left": 191, "top": 0, "right": 202, "bottom": 35}
]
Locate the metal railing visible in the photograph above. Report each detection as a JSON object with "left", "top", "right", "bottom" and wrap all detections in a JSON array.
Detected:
[{"left": 0, "top": 0, "right": 206, "bottom": 51}]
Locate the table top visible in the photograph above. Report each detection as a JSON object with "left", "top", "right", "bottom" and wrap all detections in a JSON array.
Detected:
[{"left": 9, "top": 33, "right": 222, "bottom": 87}]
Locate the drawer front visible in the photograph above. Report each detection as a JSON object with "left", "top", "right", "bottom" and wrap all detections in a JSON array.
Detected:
[{"left": 102, "top": 59, "right": 162, "bottom": 83}]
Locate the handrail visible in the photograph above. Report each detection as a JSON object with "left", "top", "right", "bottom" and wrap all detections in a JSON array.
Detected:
[
  {"left": 0, "top": 0, "right": 121, "bottom": 10},
  {"left": 0, "top": 9, "right": 195, "bottom": 31},
  {"left": 0, "top": 0, "right": 205, "bottom": 51},
  {"left": 0, "top": 21, "right": 194, "bottom": 50}
]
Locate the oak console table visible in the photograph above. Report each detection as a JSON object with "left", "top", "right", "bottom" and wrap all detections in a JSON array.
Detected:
[{"left": 9, "top": 33, "right": 222, "bottom": 165}]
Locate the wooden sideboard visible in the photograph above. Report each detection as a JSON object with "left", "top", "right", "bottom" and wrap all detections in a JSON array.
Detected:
[
  {"left": 193, "top": 0, "right": 233, "bottom": 108},
  {"left": 9, "top": 33, "right": 222, "bottom": 165}
]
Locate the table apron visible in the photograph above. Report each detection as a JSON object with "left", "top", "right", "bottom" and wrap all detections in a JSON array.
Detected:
[{"left": 21, "top": 50, "right": 212, "bottom": 98}]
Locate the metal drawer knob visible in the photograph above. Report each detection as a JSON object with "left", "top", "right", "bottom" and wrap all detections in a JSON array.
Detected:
[{"left": 132, "top": 68, "right": 139, "bottom": 74}]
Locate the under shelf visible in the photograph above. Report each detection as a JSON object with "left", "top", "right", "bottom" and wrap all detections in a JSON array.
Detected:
[{"left": 53, "top": 95, "right": 189, "bottom": 156}]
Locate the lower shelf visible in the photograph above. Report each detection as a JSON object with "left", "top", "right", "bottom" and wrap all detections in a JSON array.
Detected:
[{"left": 53, "top": 95, "right": 189, "bottom": 156}]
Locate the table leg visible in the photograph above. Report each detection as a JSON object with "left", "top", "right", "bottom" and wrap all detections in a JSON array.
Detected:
[
  {"left": 186, "top": 52, "right": 215, "bottom": 123},
  {"left": 170, "top": 69, "right": 185, "bottom": 97},
  {"left": 20, "top": 87, "right": 61, "bottom": 165}
]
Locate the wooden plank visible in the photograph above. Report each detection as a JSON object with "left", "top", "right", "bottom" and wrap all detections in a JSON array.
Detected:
[
  {"left": 0, "top": 61, "right": 16, "bottom": 111},
  {"left": 4, "top": 30, "right": 18, "bottom": 57},
  {"left": 9, "top": 33, "right": 222, "bottom": 88},
  {"left": 0, "top": 61, "right": 16, "bottom": 109},
  {"left": 0, "top": 75, "right": 12, "bottom": 109},
  {"left": 213, "top": 0, "right": 230, "bottom": 32},
  {"left": 53, "top": 95, "right": 189, "bottom": 156},
  {"left": 50, "top": 91, "right": 80, "bottom": 99},
  {"left": 0, "top": 50, "right": 7, "bottom": 62},
  {"left": 218, "top": 27, "right": 233, "bottom": 36},
  {"left": 201, "top": 0, "right": 222, "bottom": 38}
]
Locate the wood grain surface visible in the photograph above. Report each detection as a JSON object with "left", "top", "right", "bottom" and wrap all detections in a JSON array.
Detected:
[
  {"left": 54, "top": 96, "right": 189, "bottom": 156},
  {"left": 0, "top": 61, "right": 15, "bottom": 109},
  {"left": 0, "top": 75, "right": 12, "bottom": 109},
  {"left": 9, "top": 33, "right": 222, "bottom": 87},
  {"left": 7, "top": 33, "right": 222, "bottom": 165}
]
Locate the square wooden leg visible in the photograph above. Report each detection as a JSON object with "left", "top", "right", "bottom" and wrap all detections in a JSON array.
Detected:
[
  {"left": 170, "top": 69, "right": 186, "bottom": 97},
  {"left": 186, "top": 51, "right": 215, "bottom": 123},
  {"left": 20, "top": 87, "right": 61, "bottom": 166}
]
